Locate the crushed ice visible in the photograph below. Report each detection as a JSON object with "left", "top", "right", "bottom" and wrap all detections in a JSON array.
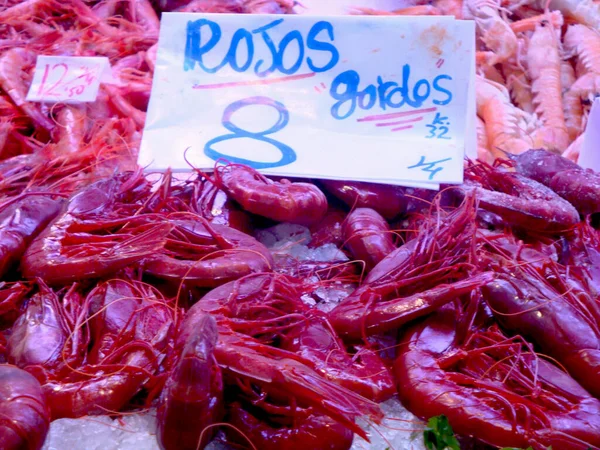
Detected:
[
  {"left": 351, "top": 398, "right": 426, "bottom": 450},
  {"left": 43, "top": 223, "right": 427, "bottom": 450},
  {"left": 42, "top": 411, "right": 159, "bottom": 450},
  {"left": 255, "top": 223, "right": 348, "bottom": 262},
  {"left": 42, "top": 398, "right": 426, "bottom": 450}
]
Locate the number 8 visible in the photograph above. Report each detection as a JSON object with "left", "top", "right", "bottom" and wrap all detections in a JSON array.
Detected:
[{"left": 204, "top": 96, "right": 297, "bottom": 169}]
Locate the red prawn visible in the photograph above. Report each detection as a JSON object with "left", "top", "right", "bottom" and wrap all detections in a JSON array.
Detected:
[
  {"left": 0, "top": 364, "right": 49, "bottom": 450},
  {"left": 342, "top": 207, "right": 396, "bottom": 272},
  {"left": 395, "top": 304, "right": 600, "bottom": 449},
  {"left": 213, "top": 163, "right": 328, "bottom": 226}
]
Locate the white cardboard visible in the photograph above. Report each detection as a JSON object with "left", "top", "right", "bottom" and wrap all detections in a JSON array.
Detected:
[
  {"left": 579, "top": 98, "right": 600, "bottom": 171},
  {"left": 140, "top": 13, "right": 475, "bottom": 187},
  {"left": 26, "top": 56, "right": 109, "bottom": 103}
]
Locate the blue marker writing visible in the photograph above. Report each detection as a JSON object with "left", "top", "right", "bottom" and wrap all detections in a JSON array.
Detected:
[
  {"left": 184, "top": 18, "right": 340, "bottom": 77},
  {"left": 407, "top": 156, "right": 452, "bottom": 180}
]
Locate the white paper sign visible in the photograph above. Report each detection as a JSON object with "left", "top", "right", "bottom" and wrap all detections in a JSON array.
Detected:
[
  {"left": 26, "top": 56, "right": 109, "bottom": 103},
  {"left": 140, "top": 13, "right": 475, "bottom": 187},
  {"left": 579, "top": 98, "right": 600, "bottom": 171}
]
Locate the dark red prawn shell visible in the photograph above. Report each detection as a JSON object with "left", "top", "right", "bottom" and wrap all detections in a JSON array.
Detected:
[
  {"left": 463, "top": 161, "right": 580, "bottom": 232},
  {"left": 0, "top": 281, "right": 32, "bottom": 330},
  {"left": 180, "top": 274, "right": 384, "bottom": 439},
  {"left": 320, "top": 180, "right": 438, "bottom": 220},
  {"left": 480, "top": 228, "right": 600, "bottom": 398},
  {"left": 208, "top": 329, "right": 382, "bottom": 440},
  {"left": 157, "top": 314, "right": 224, "bottom": 450},
  {"left": 0, "top": 364, "right": 50, "bottom": 450},
  {"left": 280, "top": 309, "right": 396, "bottom": 403},
  {"left": 342, "top": 207, "right": 396, "bottom": 272},
  {"left": 194, "top": 176, "right": 253, "bottom": 233},
  {"left": 143, "top": 171, "right": 253, "bottom": 232},
  {"left": 14, "top": 278, "right": 175, "bottom": 420},
  {"left": 196, "top": 272, "right": 395, "bottom": 402},
  {"left": 308, "top": 205, "right": 347, "bottom": 248},
  {"left": 0, "top": 334, "right": 7, "bottom": 363},
  {"left": 21, "top": 172, "right": 172, "bottom": 285},
  {"left": 395, "top": 306, "right": 600, "bottom": 450},
  {"left": 142, "top": 214, "right": 273, "bottom": 288},
  {"left": 225, "top": 401, "right": 354, "bottom": 450},
  {"left": 482, "top": 270, "right": 600, "bottom": 399},
  {"left": 320, "top": 179, "right": 407, "bottom": 220},
  {"left": 0, "top": 194, "right": 64, "bottom": 278},
  {"left": 86, "top": 278, "right": 174, "bottom": 366},
  {"left": 7, "top": 281, "right": 86, "bottom": 371},
  {"left": 561, "top": 222, "right": 600, "bottom": 298},
  {"left": 213, "top": 164, "right": 328, "bottom": 226},
  {"left": 511, "top": 149, "right": 600, "bottom": 216},
  {"left": 330, "top": 194, "right": 491, "bottom": 340}
]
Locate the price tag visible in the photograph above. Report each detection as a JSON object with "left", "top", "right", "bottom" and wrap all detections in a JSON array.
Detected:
[
  {"left": 140, "top": 13, "right": 475, "bottom": 187},
  {"left": 26, "top": 56, "right": 110, "bottom": 103},
  {"left": 578, "top": 98, "right": 600, "bottom": 171}
]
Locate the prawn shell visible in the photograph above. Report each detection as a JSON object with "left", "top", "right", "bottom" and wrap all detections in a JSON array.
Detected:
[
  {"left": 157, "top": 314, "right": 224, "bottom": 450},
  {"left": 0, "top": 196, "right": 63, "bottom": 278},
  {"left": 281, "top": 310, "right": 396, "bottom": 403},
  {"left": 143, "top": 219, "right": 273, "bottom": 287},
  {"left": 216, "top": 165, "right": 328, "bottom": 226},
  {"left": 225, "top": 402, "right": 354, "bottom": 450},
  {"left": 342, "top": 208, "right": 396, "bottom": 271},
  {"left": 482, "top": 276, "right": 600, "bottom": 398},
  {"left": 320, "top": 180, "right": 406, "bottom": 220},
  {"left": 513, "top": 149, "right": 600, "bottom": 215},
  {"left": 7, "top": 285, "right": 68, "bottom": 370},
  {"left": 0, "top": 364, "right": 49, "bottom": 450},
  {"left": 395, "top": 307, "right": 600, "bottom": 449},
  {"left": 463, "top": 165, "right": 580, "bottom": 232},
  {"left": 395, "top": 312, "right": 530, "bottom": 449}
]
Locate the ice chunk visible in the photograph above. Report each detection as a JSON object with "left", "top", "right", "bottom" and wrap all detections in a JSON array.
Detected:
[
  {"left": 42, "top": 411, "right": 159, "bottom": 450},
  {"left": 42, "top": 400, "right": 425, "bottom": 450},
  {"left": 312, "top": 283, "right": 355, "bottom": 312},
  {"left": 351, "top": 397, "right": 426, "bottom": 450},
  {"left": 256, "top": 223, "right": 348, "bottom": 263},
  {"left": 255, "top": 223, "right": 311, "bottom": 249}
]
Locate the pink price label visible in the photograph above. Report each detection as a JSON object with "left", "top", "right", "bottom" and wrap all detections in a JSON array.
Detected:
[{"left": 26, "top": 56, "right": 109, "bottom": 103}]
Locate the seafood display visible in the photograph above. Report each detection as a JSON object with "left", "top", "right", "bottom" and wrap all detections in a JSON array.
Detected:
[{"left": 2, "top": 0, "right": 600, "bottom": 449}]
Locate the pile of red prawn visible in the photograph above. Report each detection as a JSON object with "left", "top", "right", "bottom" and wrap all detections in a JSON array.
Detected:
[{"left": 2, "top": 1, "right": 600, "bottom": 450}]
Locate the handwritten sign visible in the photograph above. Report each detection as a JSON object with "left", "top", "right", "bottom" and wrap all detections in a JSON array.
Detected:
[
  {"left": 140, "top": 13, "right": 475, "bottom": 187},
  {"left": 578, "top": 98, "right": 600, "bottom": 171},
  {"left": 26, "top": 56, "right": 109, "bottom": 103}
]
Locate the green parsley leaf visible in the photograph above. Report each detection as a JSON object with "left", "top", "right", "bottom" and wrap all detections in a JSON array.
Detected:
[{"left": 423, "top": 415, "right": 460, "bottom": 450}]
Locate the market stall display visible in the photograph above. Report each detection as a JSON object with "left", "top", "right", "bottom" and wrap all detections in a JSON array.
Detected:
[{"left": 1, "top": 1, "right": 600, "bottom": 449}]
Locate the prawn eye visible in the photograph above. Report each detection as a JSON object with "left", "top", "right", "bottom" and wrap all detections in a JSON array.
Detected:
[{"left": 540, "top": 20, "right": 549, "bottom": 27}]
